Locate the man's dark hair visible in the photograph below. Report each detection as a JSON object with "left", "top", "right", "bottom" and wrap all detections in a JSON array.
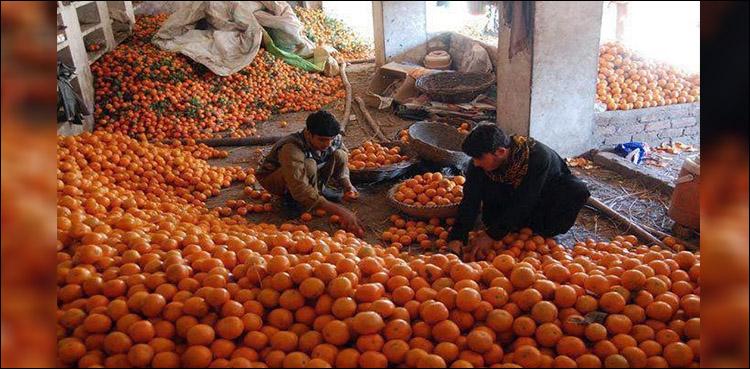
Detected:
[
  {"left": 461, "top": 123, "right": 511, "bottom": 158},
  {"left": 306, "top": 110, "right": 341, "bottom": 137}
]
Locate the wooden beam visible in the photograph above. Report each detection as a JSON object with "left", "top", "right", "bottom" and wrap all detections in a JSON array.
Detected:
[
  {"left": 585, "top": 196, "right": 668, "bottom": 249},
  {"left": 355, "top": 96, "right": 388, "bottom": 142},
  {"left": 340, "top": 61, "right": 352, "bottom": 134}
]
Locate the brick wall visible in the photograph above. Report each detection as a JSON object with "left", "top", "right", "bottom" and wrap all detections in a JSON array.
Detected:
[{"left": 594, "top": 103, "right": 700, "bottom": 148}]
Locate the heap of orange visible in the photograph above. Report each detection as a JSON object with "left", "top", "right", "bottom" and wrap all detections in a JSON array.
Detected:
[
  {"left": 393, "top": 172, "right": 465, "bottom": 207},
  {"left": 348, "top": 141, "right": 409, "bottom": 170},
  {"left": 57, "top": 132, "right": 700, "bottom": 368},
  {"left": 92, "top": 15, "right": 345, "bottom": 141},
  {"left": 597, "top": 41, "right": 700, "bottom": 111},
  {"left": 398, "top": 129, "right": 410, "bottom": 144}
]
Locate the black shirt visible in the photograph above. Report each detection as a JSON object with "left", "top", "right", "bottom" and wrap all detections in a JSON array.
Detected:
[{"left": 448, "top": 140, "right": 573, "bottom": 243}]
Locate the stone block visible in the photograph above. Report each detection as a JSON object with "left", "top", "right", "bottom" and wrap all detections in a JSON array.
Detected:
[
  {"left": 617, "top": 123, "right": 647, "bottom": 135},
  {"left": 671, "top": 117, "right": 697, "bottom": 128},
  {"left": 683, "top": 126, "right": 700, "bottom": 136},
  {"left": 597, "top": 125, "right": 616, "bottom": 136},
  {"left": 631, "top": 132, "right": 659, "bottom": 144},
  {"left": 644, "top": 120, "right": 671, "bottom": 132},
  {"left": 603, "top": 134, "right": 633, "bottom": 145},
  {"left": 657, "top": 128, "right": 686, "bottom": 139}
]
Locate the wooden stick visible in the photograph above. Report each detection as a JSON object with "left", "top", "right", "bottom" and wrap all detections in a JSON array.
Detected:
[
  {"left": 585, "top": 196, "right": 667, "bottom": 249},
  {"left": 346, "top": 57, "right": 375, "bottom": 64},
  {"left": 355, "top": 96, "right": 388, "bottom": 142},
  {"left": 195, "top": 135, "right": 285, "bottom": 147},
  {"left": 340, "top": 61, "right": 352, "bottom": 134},
  {"left": 640, "top": 224, "right": 699, "bottom": 251}
]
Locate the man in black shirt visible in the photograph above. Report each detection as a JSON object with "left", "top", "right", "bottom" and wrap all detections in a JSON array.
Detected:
[{"left": 447, "top": 124, "right": 590, "bottom": 260}]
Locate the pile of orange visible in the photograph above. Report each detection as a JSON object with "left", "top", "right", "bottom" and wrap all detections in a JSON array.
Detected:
[
  {"left": 457, "top": 123, "right": 471, "bottom": 135},
  {"left": 348, "top": 141, "right": 409, "bottom": 170},
  {"left": 57, "top": 132, "right": 700, "bottom": 368},
  {"left": 381, "top": 215, "right": 457, "bottom": 251},
  {"left": 91, "top": 15, "right": 345, "bottom": 141},
  {"left": 597, "top": 42, "right": 700, "bottom": 111},
  {"left": 398, "top": 129, "right": 410, "bottom": 144},
  {"left": 295, "top": 8, "right": 373, "bottom": 61},
  {"left": 393, "top": 172, "right": 465, "bottom": 207}
]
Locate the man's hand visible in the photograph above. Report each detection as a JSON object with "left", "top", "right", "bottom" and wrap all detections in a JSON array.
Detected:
[
  {"left": 343, "top": 181, "right": 359, "bottom": 201},
  {"left": 321, "top": 200, "right": 364, "bottom": 237},
  {"left": 465, "top": 232, "right": 494, "bottom": 262},
  {"left": 337, "top": 207, "right": 364, "bottom": 237},
  {"left": 342, "top": 179, "right": 357, "bottom": 195}
]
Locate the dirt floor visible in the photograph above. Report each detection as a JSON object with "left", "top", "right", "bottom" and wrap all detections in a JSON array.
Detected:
[{"left": 206, "top": 62, "right": 698, "bottom": 250}]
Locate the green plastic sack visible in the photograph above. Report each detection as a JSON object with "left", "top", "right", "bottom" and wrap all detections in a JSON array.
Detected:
[{"left": 262, "top": 29, "right": 325, "bottom": 73}]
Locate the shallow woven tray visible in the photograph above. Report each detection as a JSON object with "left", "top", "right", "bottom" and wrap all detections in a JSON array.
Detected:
[
  {"left": 387, "top": 179, "right": 460, "bottom": 219},
  {"left": 408, "top": 121, "right": 471, "bottom": 167},
  {"left": 349, "top": 142, "right": 419, "bottom": 184},
  {"left": 415, "top": 72, "right": 495, "bottom": 103}
]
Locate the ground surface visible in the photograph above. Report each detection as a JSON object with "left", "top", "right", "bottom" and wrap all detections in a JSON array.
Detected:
[{"left": 206, "top": 62, "right": 697, "bottom": 251}]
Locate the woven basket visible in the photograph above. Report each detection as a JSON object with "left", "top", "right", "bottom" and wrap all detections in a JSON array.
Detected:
[
  {"left": 387, "top": 180, "right": 460, "bottom": 219},
  {"left": 349, "top": 142, "right": 419, "bottom": 184},
  {"left": 415, "top": 72, "right": 495, "bottom": 103},
  {"left": 408, "top": 121, "right": 470, "bottom": 167}
]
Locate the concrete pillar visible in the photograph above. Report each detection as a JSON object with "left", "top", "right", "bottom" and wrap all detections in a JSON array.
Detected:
[
  {"left": 496, "top": 1, "right": 603, "bottom": 157},
  {"left": 372, "top": 1, "right": 428, "bottom": 65},
  {"left": 615, "top": 2, "right": 628, "bottom": 43}
]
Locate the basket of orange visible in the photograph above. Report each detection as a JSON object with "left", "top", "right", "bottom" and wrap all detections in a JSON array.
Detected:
[
  {"left": 388, "top": 172, "right": 465, "bottom": 218},
  {"left": 348, "top": 141, "right": 418, "bottom": 184}
]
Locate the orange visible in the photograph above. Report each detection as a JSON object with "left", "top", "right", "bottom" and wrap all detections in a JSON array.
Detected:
[
  {"left": 663, "top": 342, "right": 695, "bottom": 366},
  {"left": 352, "top": 311, "right": 385, "bottom": 335},
  {"left": 83, "top": 313, "right": 112, "bottom": 334},
  {"left": 420, "top": 301, "right": 449, "bottom": 325},
  {"left": 584, "top": 323, "right": 608, "bottom": 342},
  {"left": 322, "top": 320, "right": 350, "bottom": 346},
  {"left": 646, "top": 301, "right": 673, "bottom": 322},
  {"left": 510, "top": 267, "right": 536, "bottom": 289},
  {"left": 530, "top": 301, "right": 558, "bottom": 324},
  {"left": 417, "top": 354, "right": 447, "bottom": 368},
  {"left": 605, "top": 314, "right": 633, "bottom": 335},
  {"left": 358, "top": 351, "right": 388, "bottom": 368},
  {"left": 535, "top": 322, "right": 564, "bottom": 348},
  {"left": 181, "top": 345, "right": 212, "bottom": 367},
  {"left": 599, "top": 291, "right": 626, "bottom": 314},
  {"left": 104, "top": 331, "right": 133, "bottom": 355},
  {"left": 603, "top": 354, "right": 629, "bottom": 368},
  {"left": 576, "top": 353, "right": 602, "bottom": 368},
  {"left": 215, "top": 316, "right": 243, "bottom": 340},
  {"left": 283, "top": 352, "right": 311, "bottom": 368},
  {"left": 456, "top": 288, "right": 482, "bottom": 312},
  {"left": 556, "top": 336, "right": 586, "bottom": 359},
  {"left": 486, "top": 309, "right": 514, "bottom": 333},
  {"left": 513, "top": 345, "right": 541, "bottom": 367},
  {"left": 512, "top": 316, "right": 537, "bottom": 337},
  {"left": 58, "top": 337, "right": 87, "bottom": 365},
  {"left": 186, "top": 324, "right": 215, "bottom": 346},
  {"left": 127, "top": 343, "right": 155, "bottom": 367},
  {"left": 152, "top": 351, "right": 180, "bottom": 368},
  {"left": 432, "top": 320, "right": 460, "bottom": 343},
  {"left": 466, "top": 329, "right": 493, "bottom": 353}
]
